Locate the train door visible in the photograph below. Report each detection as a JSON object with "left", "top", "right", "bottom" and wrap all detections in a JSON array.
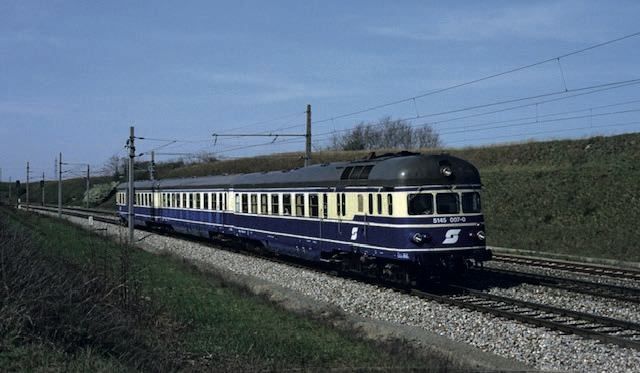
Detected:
[
  {"left": 319, "top": 193, "right": 327, "bottom": 242},
  {"left": 364, "top": 193, "right": 374, "bottom": 245},
  {"left": 150, "top": 189, "right": 157, "bottom": 222}
]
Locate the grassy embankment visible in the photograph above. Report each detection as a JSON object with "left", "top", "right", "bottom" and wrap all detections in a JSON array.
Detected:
[
  {"left": 0, "top": 207, "right": 449, "bottom": 371},
  {"left": 4, "top": 132, "right": 638, "bottom": 261},
  {"left": 154, "top": 133, "right": 640, "bottom": 261}
]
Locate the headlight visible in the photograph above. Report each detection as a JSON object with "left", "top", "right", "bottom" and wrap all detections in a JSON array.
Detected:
[
  {"left": 477, "top": 231, "right": 485, "bottom": 241},
  {"left": 412, "top": 233, "right": 424, "bottom": 244},
  {"left": 440, "top": 165, "right": 453, "bottom": 177},
  {"left": 412, "top": 233, "right": 430, "bottom": 244}
]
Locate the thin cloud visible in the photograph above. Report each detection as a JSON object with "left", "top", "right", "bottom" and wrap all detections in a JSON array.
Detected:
[
  {"left": 175, "top": 69, "right": 361, "bottom": 103},
  {"left": 365, "top": 2, "right": 609, "bottom": 43},
  {"left": 0, "top": 31, "right": 66, "bottom": 47}
]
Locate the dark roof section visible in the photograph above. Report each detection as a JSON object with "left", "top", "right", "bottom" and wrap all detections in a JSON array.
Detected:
[{"left": 118, "top": 152, "right": 481, "bottom": 190}]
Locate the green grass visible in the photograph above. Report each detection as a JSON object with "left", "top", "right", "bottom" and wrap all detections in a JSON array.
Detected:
[{"left": 3, "top": 209, "right": 451, "bottom": 371}]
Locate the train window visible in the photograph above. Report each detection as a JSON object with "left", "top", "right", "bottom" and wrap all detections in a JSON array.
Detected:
[
  {"left": 377, "top": 194, "right": 382, "bottom": 215},
  {"left": 212, "top": 193, "right": 217, "bottom": 210},
  {"left": 188, "top": 193, "right": 194, "bottom": 209},
  {"left": 295, "top": 194, "right": 305, "bottom": 216},
  {"left": 368, "top": 194, "right": 373, "bottom": 215},
  {"left": 242, "top": 194, "right": 249, "bottom": 213},
  {"left": 283, "top": 194, "right": 292, "bottom": 215},
  {"left": 462, "top": 192, "right": 481, "bottom": 213},
  {"left": 250, "top": 194, "right": 258, "bottom": 214},
  {"left": 350, "top": 166, "right": 364, "bottom": 179},
  {"left": 235, "top": 194, "right": 240, "bottom": 212},
  {"left": 359, "top": 165, "right": 374, "bottom": 179},
  {"left": 309, "top": 194, "right": 319, "bottom": 217},
  {"left": 322, "top": 193, "right": 328, "bottom": 219},
  {"left": 336, "top": 193, "right": 341, "bottom": 216},
  {"left": 203, "top": 193, "right": 209, "bottom": 209},
  {"left": 340, "top": 167, "right": 353, "bottom": 180},
  {"left": 408, "top": 193, "right": 433, "bottom": 215},
  {"left": 195, "top": 193, "right": 201, "bottom": 209},
  {"left": 341, "top": 193, "right": 346, "bottom": 216},
  {"left": 260, "top": 194, "right": 268, "bottom": 214},
  {"left": 223, "top": 193, "right": 227, "bottom": 210},
  {"left": 271, "top": 194, "right": 280, "bottom": 215},
  {"left": 436, "top": 193, "right": 460, "bottom": 214},
  {"left": 182, "top": 193, "right": 187, "bottom": 208},
  {"left": 357, "top": 195, "right": 363, "bottom": 212}
]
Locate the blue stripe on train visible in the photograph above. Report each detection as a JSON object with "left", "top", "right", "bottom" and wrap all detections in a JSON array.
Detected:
[{"left": 118, "top": 205, "right": 486, "bottom": 262}]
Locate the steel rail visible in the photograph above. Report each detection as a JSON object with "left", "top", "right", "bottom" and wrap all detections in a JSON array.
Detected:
[
  {"left": 494, "top": 253, "right": 640, "bottom": 281},
  {"left": 412, "top": 286, "right": 640, "bottom": 351},
  {"left": 473, "top": 267, "right": 640, "bottom": 304}
]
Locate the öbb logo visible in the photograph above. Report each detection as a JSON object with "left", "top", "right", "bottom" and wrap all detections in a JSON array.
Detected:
[{"left": 442, "top": 229, "right": 461, "bottom": 244}]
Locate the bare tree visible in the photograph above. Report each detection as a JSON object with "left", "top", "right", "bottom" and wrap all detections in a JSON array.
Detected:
[
  {"left": 328, "top": 117, "right": 441, "bottom": 151},
  {"left": 104, "top": 154, "right": 126, "bottom": 180}
]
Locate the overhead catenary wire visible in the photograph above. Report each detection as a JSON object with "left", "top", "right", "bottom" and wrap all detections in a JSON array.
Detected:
[
  {"left": 431, "top": 98, "right": 640, "bottom": 133},
  {"left": 312, "top": 30, "right": 640, "bottom": 126},
  {"left": 435, "top": 107, "right": 640, "bottom": 137},
  {"left": 312, "top": 78, "right": 640, "bottom": 139},
  {"left": 447, "top": 120, "right": 640, "bottom": 146}
]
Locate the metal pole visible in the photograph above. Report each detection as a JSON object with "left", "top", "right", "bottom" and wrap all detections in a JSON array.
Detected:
[
  {"left": 8, "top": 176, "right": 11, "bottom": 200},
  {"left": 58, "top": 153, "right": 62, "bottom": 218},
  {"left": 149, "top": 150, "right": 155, "bottom": 181},
  {"left": 305, "top": 104, "right": 311, "bottom": 167},
  {"left": 41, "top": 172, "right": 45, "bottom": 206},
  {"left": 128, "top": 126, "right": 135, "bottom": 244},
  {"left": 26, "top": 162, "right": 30, "bottom": 210},
  {"left": 86, "top": 164, "right": 90, "bottom": 208}
]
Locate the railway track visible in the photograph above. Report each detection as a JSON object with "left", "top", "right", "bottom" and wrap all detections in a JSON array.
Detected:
[
  {"left": 412, "top": 285, "right": 640, "bottom": 351},
  {"left": 494, "top": 253, "right": 640, "bottom": 282},
  {"left": 27, "top": 205, "right": 119, "bottom": 225},
  {"left": 23, "top": 205, "right": 640, "bottom": 351},
  {"left": 473, "top": 266, "right": 640, "bottom": 304}
]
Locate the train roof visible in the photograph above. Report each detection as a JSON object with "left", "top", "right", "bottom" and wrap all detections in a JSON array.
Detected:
[{"left": 118, "top": 152, "right": 481, "bottom": 190}]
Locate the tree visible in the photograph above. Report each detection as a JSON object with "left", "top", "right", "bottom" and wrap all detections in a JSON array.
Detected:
[
  {"left": 104, "top": 154, "right": 126, "bottom": 180},
  {"left": 328, "top": 117, "right": 441, "bottom": 151}
]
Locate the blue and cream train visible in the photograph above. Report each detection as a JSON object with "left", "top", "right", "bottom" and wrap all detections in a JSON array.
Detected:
[{"left": 117, "top": 152, "right": 491, "bottom": 281}]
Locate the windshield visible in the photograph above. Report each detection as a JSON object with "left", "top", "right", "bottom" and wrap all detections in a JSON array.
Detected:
[
  {"left": 436, "top": 193, "right": 459, "bottom": 214},
  {"left": 408, "top": 193, "right": 433, "bottom": 215}
]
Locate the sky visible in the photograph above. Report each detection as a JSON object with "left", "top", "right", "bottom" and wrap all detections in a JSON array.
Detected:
[{"left": 1, "top": 0, "right": 640, "bottom": 181}]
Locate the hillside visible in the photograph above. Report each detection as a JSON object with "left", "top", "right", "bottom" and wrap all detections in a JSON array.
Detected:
[{"left": 3, "top": 132, "right": 639, "bottom": 261}]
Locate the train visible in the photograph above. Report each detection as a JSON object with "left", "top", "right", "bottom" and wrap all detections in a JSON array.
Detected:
[{"left": 116, "top": 151, "right": 491, "bottom": 283}]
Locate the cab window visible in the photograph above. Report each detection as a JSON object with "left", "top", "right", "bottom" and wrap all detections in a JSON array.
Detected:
[
  {"left": 462, "top": 192, "right": 481, "bottom": 213},
  {"left": 436, "top": 193, "right": 460, "bottom": 214},
  {"left": 408, "top": 193, "right": 433, "bottom": 215}
]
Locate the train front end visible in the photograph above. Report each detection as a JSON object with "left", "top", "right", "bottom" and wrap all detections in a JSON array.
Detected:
[{"left": 380, "top": 154, "right": 491, "bottom": 275}]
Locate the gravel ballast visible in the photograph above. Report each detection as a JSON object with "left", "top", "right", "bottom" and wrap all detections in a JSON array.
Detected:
[{"left": 36, "top": 211, "right": 640, "bottom": 372}]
